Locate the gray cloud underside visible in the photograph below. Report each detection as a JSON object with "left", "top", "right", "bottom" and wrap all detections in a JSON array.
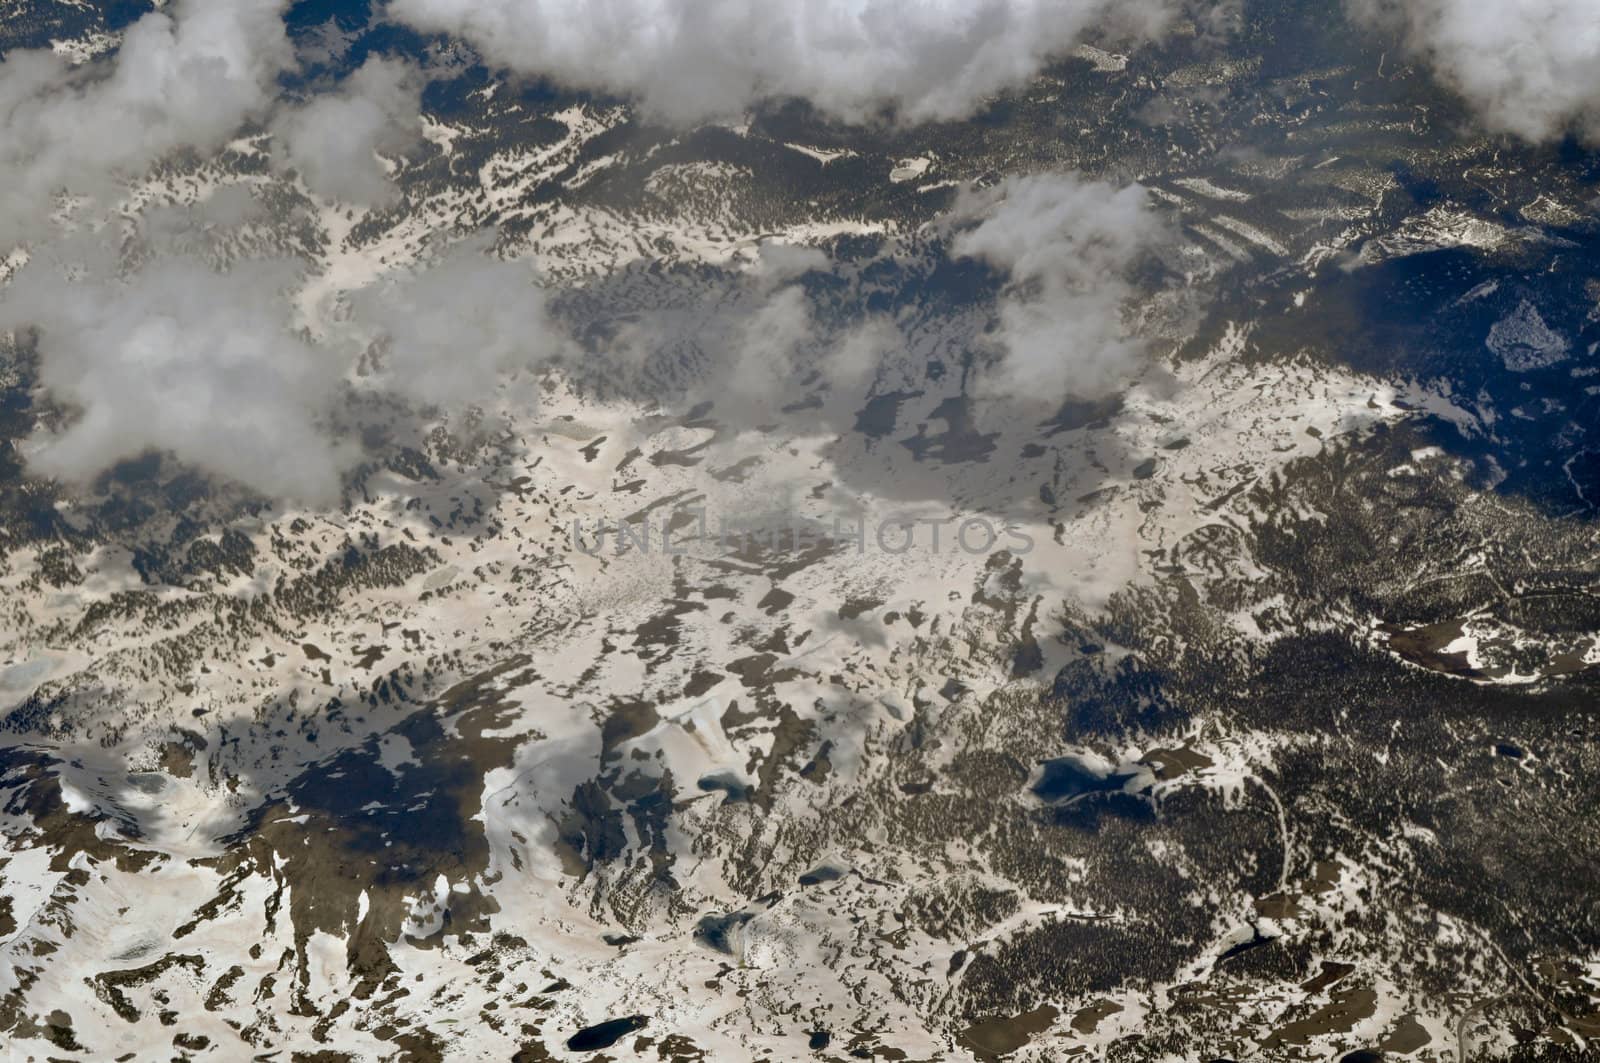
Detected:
[
  {"left": 1352, "top": 0, "right": 1600, "bottom": 142},
  {"left": 387, "top": 0, "right": 1192, "bottom": 124},
  {"left": 1, "top": 254, "right": 350, "bottom": 503}
]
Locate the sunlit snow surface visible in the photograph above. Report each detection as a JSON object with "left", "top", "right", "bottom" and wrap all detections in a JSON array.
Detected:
[{"left": 1, "top": 1, "right": 1600, "bottom": 1060}]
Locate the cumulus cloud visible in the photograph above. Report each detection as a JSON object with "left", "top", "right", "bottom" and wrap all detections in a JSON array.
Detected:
[
  {"left": 0, "top": 0, "right": 293, "bottom": 242},
  {"left": 0, "top": 231, "right": 574, "bottom": 500},
  {"left": 387, "top": 0, "right": 1189, "bottom": 124},
  {"left": 0, "top": 1, "right": 1178, "bottom": 501},
  {"left": 0, "top": 1, "right": 562, "bottom": 501},
  {"left": 1351, "top": 0, "right": 1600, "bottom": 142},
  {"left": 0, "top": 254, "right": 348, "bottom": 503},
  {"left": 272, "top": 56, "right": 425, "bottom": 205},
  {"left": 348, "top": 241, "right": 564, "bottom": 409},
  {"left": 951, "top": 173, "right": 1169, "bottom": 403}
]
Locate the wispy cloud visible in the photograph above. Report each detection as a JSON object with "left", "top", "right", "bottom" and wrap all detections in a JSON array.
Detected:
[{"left": 952, "top": 173, "right": 1170, "bottom": 403}]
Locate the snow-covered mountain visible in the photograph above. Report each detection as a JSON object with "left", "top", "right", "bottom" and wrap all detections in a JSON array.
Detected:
[{"left": 1, "top": 1, "right": 1599, "bottom": 1060}]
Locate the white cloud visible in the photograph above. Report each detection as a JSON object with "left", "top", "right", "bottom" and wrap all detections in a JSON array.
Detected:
[
  {"left": 0, "top": 235, "right": 573, "bottom": 500},
  {"left": 747, "top": 242, "right": 829, "bottom": 290},
  {"left": 0, "top": 0, "right": 293, "bottom": 242},
  {"left": 348, "top": 241, "right": 564, "bottom": 409},
  {"left": 823, "top": 317, "right": 899, "bottom": 396},
  {"left": 1352, "top": 0, "right": 1600, "bottom": 142},
  {"left": 272, "top": 56, "right": 425, "bottom": 205},
  {"left": 387, "top": 0, "right": 1191, "bottom": 124},
  {"left": 720, "top": 243, "right": 835, "bottom": 407},
  {"left": 951, "top": 173, "right": 1169, "bottom": 403},
  {"left": 726, "top": 284, "right": 814, "bottom": 406},
  {"left": 0, "top": 254, "right": 349, "bottom": 503},
  {"left": 0, "top": 2, "right": 1182, "bottom": 501}
]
